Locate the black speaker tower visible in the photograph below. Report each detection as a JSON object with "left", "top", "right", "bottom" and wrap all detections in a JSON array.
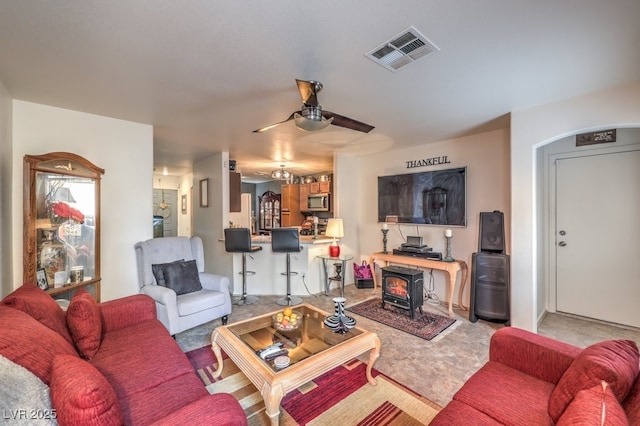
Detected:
[{"left": 469, "top": 211, "right": 510, "bottom": 324}]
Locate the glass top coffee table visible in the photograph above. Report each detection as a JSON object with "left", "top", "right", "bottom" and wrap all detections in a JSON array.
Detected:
[{"left": 211, "top": 303, "right": 380, "bottom": 425}]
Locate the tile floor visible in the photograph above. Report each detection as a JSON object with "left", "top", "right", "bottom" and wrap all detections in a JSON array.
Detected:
[{"left": 175, "top": 284, "right": 640, "bottom": 408}]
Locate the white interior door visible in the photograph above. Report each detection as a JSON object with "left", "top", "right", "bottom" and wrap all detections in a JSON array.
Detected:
[{"left": 556, "top": 150, "right": 640, "bottom": 328}]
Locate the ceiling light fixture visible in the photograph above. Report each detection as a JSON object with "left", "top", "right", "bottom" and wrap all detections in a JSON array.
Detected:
[
  {"left": 271, "top": 164, "right": 292, "bottom": 180},
  {"left": 294, "top": 106, "right": 333, "bottom": 131}
]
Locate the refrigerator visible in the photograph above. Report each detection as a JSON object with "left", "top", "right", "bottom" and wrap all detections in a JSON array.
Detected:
[{"left": 229, "top": 193, "right": 252, "bottom": 230}]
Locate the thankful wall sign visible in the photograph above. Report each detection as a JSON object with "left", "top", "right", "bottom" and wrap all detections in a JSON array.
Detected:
[{"left": 405, "top": 155, "right": 451, "bottom": 169}]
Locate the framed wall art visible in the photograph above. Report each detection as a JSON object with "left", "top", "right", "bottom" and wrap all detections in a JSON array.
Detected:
[{"left": 199, "top": 178, "right": 209, "bottom": 207}]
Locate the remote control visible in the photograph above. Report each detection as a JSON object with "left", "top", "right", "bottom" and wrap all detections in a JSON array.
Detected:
[
  {"left": 257, "top": 343, "right": 284, "bottom": 359},
  {"left": 263, "top": 349, "right": 289, "bottom": 361}
]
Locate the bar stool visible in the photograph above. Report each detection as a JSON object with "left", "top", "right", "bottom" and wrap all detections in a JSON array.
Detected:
[
  {"left": 271, "top": 228, "right": 303, "bottom": 306},
  {"left": 224, "top": 228, "right": 262, "bottom": 305}
]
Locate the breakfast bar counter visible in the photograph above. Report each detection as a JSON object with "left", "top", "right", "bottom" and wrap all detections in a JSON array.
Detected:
[
  {"left": 226, "top": 235, "right": 334, "bottom": 297},
  {"left": 250, "top": 235, "right": 334, "bottom": 245}
]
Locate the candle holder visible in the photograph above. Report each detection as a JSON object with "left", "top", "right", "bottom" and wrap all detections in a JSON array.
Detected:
[
  {"left": 444, "top": 235, "right": 454, "bottom": 262},
  {"left": 381, "top": 229, "right": 389, "bottom": 254}
]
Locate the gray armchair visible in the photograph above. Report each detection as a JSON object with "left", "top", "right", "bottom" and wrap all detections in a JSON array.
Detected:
[{"left": 134, "top": 236, "right": 232, "bottom": 335}]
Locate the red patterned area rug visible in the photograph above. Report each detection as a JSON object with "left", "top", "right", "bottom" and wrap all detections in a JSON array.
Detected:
[
  {"left": 346, "top": 298, "right": 457, "bottom": 341},
  {"left": 186, "top": 346, "right": 441, "bottom": 425}
]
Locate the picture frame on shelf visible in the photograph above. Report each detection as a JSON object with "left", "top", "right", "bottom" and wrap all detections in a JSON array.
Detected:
[
  {"left": 199, "top": 178, "right": 209, "bottom": 207},
  {"left": 36, "top": 268, "right": 49, "bottom": 290}
]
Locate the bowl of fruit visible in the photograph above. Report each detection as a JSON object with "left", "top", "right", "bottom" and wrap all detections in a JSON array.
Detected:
[{"left": 273, "top": 307, "right": 302, "bottom": 331}]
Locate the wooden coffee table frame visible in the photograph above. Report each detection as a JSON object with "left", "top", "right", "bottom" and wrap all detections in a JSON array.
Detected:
[{"left": 211, "top": 303, "right": 380, "bottom": 425}]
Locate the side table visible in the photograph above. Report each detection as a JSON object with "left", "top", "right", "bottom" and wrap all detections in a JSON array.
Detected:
[{"left": 317, "top": 254, "right": 354, "bottom": 297}]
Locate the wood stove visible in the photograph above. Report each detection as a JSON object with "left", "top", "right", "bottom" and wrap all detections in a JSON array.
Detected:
[{"left": 381, "top": 266, "right": 424, "bottom": 319}]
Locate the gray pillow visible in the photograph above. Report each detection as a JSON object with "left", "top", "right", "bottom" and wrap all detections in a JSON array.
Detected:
[
  {"left": 151, "top": 259, "right": 202, "bottom": 295},
  {"left": 151, "top": 259, "right": 183, "bottom": 286},
  {"left": 0, "top": 355, "right": 57, "bottom": 425}
]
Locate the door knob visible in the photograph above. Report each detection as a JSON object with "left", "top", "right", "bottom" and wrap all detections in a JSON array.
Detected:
[{"left": 558, "top": 241, "right": 567, "bottom": 247}]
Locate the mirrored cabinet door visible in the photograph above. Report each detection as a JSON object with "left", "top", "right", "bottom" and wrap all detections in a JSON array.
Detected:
[{"left": 24, "top": 152, "right": 104, "bottom": 301}]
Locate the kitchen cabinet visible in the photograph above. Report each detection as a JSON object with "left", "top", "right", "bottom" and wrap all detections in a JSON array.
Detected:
[
  {"left": 309, "top": 181, "right": 331, "bottom": 194},
  {"left": 300, "top": 180, "right": 332, "bottom": 212},
  {"left": 281, "top": 184, "right": 303, "bottom": 227},
  {"left": 229, "top": 172, "right": 241, "bottom": 212},
  {"left": 299, "top": 183, "right": 310, "bottom": 211},
  {"left": 259, "top": 190, "right": 280, "bottom": 232},
  {"left": 23, "top": 152, "right": 104, "bottom": 301}
]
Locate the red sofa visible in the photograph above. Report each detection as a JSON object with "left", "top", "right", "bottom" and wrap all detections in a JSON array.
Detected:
[
  {"left": 431, "top": 327, "right": 640, "bottom": 425},
  {"left": 0, "top": 284, "right": 247, "bottom": 425}
]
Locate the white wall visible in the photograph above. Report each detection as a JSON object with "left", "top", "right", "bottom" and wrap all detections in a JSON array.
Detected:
[
  {"left": 193, "top": 153, "right": 235, "bottom": 292},
  {"left": 178, "top": 172, "right": 194, "bottom": 237},
  {"left": 339, "top": 128, "right": 510, "bottom": 308},
  {"left": 0, "top": 80, "right": 12, "bottom": 297},
  {"left": 510, "top": 82, "right": 640, "bottom": 332},
  {"left": 11, "top": 101, "right": 153, "bottom": 301}
]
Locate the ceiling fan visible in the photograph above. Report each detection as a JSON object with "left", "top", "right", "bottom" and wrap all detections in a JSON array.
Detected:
[{"left": 253, "top": 79, "right": 375, "bottom": 134}]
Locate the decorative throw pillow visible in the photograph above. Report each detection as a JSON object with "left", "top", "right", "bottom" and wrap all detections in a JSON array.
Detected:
[
  {"left": 0, "top": 306, "right": 78, "bottom": 385},
  {"left": 623, "top": 376, "right": 640, "bottom": 426},
  {"left": 50, "top": 354, "right": 124, "bottom": 426},
  {"left": 151, "top": 259, "right": 184, "bottom": 286},
  {"left": 549, "top": 339, "right": 639, "bottom": 422},
  {"left": 0, "top": 355, "right": 56, "bottom": 426},
  {"left": 557, "top": 381, "right": 629, "bottom": 426},
  {"left": 0, "top": 283, "right": 73, "bottom": 343},
  {"left": 66, "top": 289, "right": 102, "bottom": 360},
  {"left": 152, "top": 259, "right": 202, "bottom": 295}
]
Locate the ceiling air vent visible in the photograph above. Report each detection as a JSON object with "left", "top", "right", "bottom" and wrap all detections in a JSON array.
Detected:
[{"left": 365, "top": 26, "right": 439, "bottom": 72}]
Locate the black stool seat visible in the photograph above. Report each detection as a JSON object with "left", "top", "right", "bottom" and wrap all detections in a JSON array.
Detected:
[
  {"left": 271, "top": 228, "right": 303, "bottom": 306},
  {"left": 224, "top": 228, "right": 261, "bottom": 305}
]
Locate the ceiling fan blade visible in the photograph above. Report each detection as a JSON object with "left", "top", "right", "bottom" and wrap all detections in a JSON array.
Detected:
[
  {"left": 252, "top": 112, "right": 297, "bottom": 133},
  {"left": 323, "top": 111, "right": 375, "bottom": 133},
  {"left": 296, "top": 79, "right": 320, "bottom": 106}
]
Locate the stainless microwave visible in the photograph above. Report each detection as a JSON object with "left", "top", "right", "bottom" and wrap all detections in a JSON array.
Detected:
[{"left": 307, "top": 193, "right": 330, "bottom": 211}]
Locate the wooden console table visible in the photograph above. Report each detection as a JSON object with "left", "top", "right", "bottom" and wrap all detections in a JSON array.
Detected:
[{"left": 367, "top": 252, "right": 468, "bottom": 318}]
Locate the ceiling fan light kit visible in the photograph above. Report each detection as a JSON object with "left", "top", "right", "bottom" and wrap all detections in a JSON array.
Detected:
[
  {"left": 294, "top": 113, "right": 333, "bottom": 131},
  {"left": 252, "top": 79, "right": 374, "bottom": 134}
]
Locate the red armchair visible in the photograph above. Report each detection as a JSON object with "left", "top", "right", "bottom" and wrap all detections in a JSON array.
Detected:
[{"left": 431, "top": 327, "right": 639, "bottom": 425}]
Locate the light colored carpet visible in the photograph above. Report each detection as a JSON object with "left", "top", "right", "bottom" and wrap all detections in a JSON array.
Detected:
[
  {"left": 177, "top": 285, "right": 640, "bottom": 412},
  {"left": 176, "top": 286, "right": 502, "bottom": 408}
]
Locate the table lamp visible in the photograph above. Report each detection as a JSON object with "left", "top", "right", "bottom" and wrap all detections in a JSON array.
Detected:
[{"left": 325, "top": 218, "right": 344, "bottom": 257}]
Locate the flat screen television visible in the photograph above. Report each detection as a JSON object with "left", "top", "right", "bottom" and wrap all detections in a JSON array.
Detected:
[{"left": 377, "top": 167, "right": 466, "bottom": 226}]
